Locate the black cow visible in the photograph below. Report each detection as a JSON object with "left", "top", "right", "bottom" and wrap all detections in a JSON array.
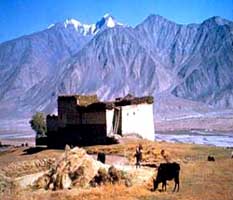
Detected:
[
  {"left": 153, "top": 162, "right": 180, "bottom": 192},
  {"left": 207, "top": 155, "right": 215, "bottom": 161}
]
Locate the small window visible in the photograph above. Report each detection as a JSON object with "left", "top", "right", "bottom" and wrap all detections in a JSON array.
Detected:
[
  {"left": 133, "top": 112, "right": 135, "bottom": 115},
  {"left": 127, "top": 113, "right": 129, "bottom": 116}
]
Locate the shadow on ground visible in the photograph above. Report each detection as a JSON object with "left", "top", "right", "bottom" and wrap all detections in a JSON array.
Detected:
[{"left": 21, "top": 146, "right": 47, "bottom": 155}]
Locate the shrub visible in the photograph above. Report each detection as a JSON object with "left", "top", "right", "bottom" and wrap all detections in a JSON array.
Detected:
[{"left": 30, "top": 112, "right": 47, "bottom": 138}]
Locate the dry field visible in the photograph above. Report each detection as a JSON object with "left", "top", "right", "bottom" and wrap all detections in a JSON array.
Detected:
[{"left": 0, "top": 139, "right": 233, "bottom": 200}]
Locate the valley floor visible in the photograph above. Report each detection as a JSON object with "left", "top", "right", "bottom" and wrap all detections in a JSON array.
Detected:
[{"left": 0, "top": 140, "right": 233, "bottom": 200}]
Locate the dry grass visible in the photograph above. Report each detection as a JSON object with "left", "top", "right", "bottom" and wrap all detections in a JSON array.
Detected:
[
  {"left": 0, "top": 147, "right": 62, "bottom": 178},
  {"left": 1, "top": 140, "right": 233, "bottom": 200}
]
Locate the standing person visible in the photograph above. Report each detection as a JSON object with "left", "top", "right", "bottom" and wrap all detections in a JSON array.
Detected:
[{"left": 135, "top": 144, "right": 143, "bottom": 168}]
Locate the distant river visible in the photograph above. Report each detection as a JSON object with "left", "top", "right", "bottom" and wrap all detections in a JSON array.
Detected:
[
  {"left": 0, "top": 132, "right": 35, "bottom": 140},
  {"left": 155, "top": 130, "right": 233, "bottom": 147},
  {"left": 0, "top": 131, "right": 232, "bottom": 148}
]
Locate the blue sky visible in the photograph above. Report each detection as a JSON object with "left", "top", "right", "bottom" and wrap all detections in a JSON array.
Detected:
[{"left": 0, "top": 0, "right": 232, "bottom": 43}]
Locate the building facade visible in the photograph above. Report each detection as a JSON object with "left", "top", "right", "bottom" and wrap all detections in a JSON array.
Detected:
[{"left": 46, "top": 94, "right": 154, "bottom": 147}]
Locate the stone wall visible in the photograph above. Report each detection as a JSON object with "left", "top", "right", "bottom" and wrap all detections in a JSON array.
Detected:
[
  {"left": 47, "top": 96, "right": 107, "bottom": 147},
  {"left": 58, "top": 96, "right": 80, "bottom": 127},
  {"left": 82, "top": 111, "right": 106, "bottom": 125},
  {"left": 46, "top": 115, "right": 59, "bottom": 132}
]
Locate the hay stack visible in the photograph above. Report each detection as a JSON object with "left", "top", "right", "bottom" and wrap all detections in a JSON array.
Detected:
[{"left": 33, "top": 146, "right": 105, "bottom": 190}]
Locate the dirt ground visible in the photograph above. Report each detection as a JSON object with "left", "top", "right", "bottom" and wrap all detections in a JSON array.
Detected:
[
  {"left": 0, "top": 139, "right": 233, "bottom": 200},
  {"left": 0, "top": 137, "right": 35, "bottom": 147}
]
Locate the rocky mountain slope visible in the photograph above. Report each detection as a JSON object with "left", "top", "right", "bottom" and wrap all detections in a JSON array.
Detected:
[{"left": 0, "top": 14, "right": 233, "bottom": 133}]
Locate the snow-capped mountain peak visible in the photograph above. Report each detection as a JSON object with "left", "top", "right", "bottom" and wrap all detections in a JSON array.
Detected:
[
  {"left": 102, "top": 13, "right": 119, "bottom": 27},
  {"left": 64, "top": 18, "right": 82, "bottom": 29},
  {"left": 93, "top": 13, "right": 124, "bottom": 33},
  {"left": 103, "top": 13, "right": 111, "bottom": 18},
  {"left": 105, "top": 15, "right": 116, "bottom": 28},
  {"left": 63, "top": 18, "right": 94, "bottom": 35},
  {"left": 47, "top": 18, "right": 94, "bottom": 36},
  {"left": 47, "top": 14, "right": 124, "bottom": 36}
]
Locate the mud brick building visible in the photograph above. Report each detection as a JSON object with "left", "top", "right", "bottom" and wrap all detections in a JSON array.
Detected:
[{"left": 46, "top": 94, "right": 154, "bottom": 147}]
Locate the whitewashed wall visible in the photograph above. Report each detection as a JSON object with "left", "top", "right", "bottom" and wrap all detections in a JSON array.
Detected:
[
  {"left": 106, "top": 109, "right": 114, "bottom": 136},
  {"left": 121, "top": 104, "right": 155, "bottom": 140}
]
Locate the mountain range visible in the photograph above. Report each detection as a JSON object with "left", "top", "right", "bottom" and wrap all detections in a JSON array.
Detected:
[{"left": 0, "top": 14, "right": 233, "bottom": 134}]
